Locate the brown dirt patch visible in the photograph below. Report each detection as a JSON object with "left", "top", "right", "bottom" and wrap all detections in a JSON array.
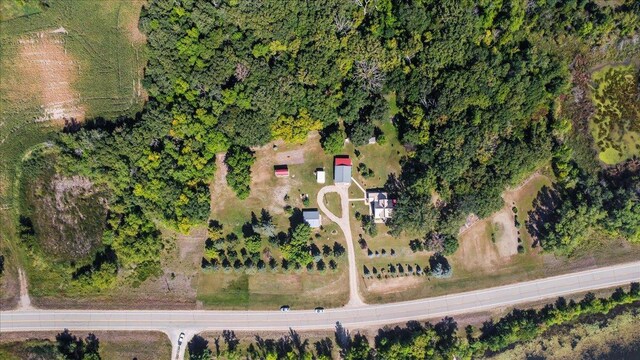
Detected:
[
  {"left": 364, "top": 275, "right": 424, "bottom": 295},
  {"left": 491, "top": 209, "right": 518, "bottom": 257},
  {"left": 455, "top": 220, "right": 503, "bottom": 272},
  {"left": 210, "top": 152, "right": 232, "bottom": 215},
  {"left": 275, "top": 148, "right": 306, "bottom": 165},
  {"left": 17, "top": 31, "right": 85, "bottom": 122}
]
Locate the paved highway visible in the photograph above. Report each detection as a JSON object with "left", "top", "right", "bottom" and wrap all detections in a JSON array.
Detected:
[{"left": 2, "top": 261, "right": 639, "bottom": 359}]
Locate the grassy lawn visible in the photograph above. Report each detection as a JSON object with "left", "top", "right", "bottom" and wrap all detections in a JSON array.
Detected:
[
  {"left": 346, "top": 120, "right": 406, "bottom": 189},
  {"left": 0, "top": 0, "right": 42, "bottom": 21},
  {"left": 0, "top": 332, "right": 171, "bottom": 360},
  {"left": 322, "top": 191, "right": 342, "bottom": 217},
  {"left": 98, "top": 332, "right": 171, "bottom": 360},
  {"left": 197, "top": 266, "right": 349, "bottom": 310}
]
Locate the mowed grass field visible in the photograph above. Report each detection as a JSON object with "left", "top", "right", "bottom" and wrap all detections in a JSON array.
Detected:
[{"left": 0, "top": 0, "right": 146, "bottom": 306}]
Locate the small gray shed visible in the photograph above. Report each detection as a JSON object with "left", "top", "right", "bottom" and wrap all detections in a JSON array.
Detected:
[{"left": 303, "top": 209, "right": 321, "bottom": 228}]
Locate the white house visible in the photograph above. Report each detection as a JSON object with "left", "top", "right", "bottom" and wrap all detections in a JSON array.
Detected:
[{"left": 366, "top": 191, "right": 396, "bottom": 223}]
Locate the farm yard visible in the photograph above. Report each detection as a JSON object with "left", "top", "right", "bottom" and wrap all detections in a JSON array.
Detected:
[{"left": 355, "top": 167, "right": 640, "bottom": 304}]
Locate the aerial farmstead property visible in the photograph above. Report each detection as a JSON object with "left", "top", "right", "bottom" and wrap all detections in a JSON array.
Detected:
[{"left": 1, "top": 1, "right": 640, "bottom": 359}]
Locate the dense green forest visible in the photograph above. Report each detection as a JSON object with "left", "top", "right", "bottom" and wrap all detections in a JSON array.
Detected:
[{"left": 18, "top": 0, "right": 638, "bottom": 287}]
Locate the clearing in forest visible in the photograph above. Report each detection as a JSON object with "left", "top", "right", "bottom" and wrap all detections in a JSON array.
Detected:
[{"left": 589, "top": 65, "right": 640, "bottom": 164}]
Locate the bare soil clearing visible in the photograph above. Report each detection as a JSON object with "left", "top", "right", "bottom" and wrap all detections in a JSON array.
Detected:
[
  {"left": 456, "top": 173, "right": 551, "bottom": 272},
  {"left": 17, "top": 31, "right": 85, "bottom": 122},
  {"left": 456, "top": 221, "right": 503, "bottom": 272},
  {"left": 364, "top": 275, "right": 423, "bottom": 295},
  {"left": 275, "top": 148, "right": 306, "bottom": 164},
  {"left": 491, "top": 210, "right": 518, "bottom": 258}
]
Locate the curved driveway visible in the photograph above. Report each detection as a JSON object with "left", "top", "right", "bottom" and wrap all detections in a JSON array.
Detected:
[{"left": 317, "top": 185, "right": 364, "bottom": 306}]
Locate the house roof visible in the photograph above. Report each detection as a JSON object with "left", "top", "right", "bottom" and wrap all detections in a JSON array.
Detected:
[
  {"left": 316, "top": 169, "right": 326, "bottom": 183},
  {"left": 275, "top": 166, "right": 289, "bottom": 175},
  {"left": 303, "top": 209, "right": 321, "bottom": 227},
  {"left": 335, "top": 157, "right": 352, "bottom": 166},
  {"left": 334, "top": 165, "right": 352, "bottom": 184},
  {"left": 303, "top": 209, "right": 320, "bottom": 219}
]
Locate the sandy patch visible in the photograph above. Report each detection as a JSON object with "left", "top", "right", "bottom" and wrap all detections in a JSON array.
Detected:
[
  {"left": 491, "top": 209, "right": 518, "bottom": 257},
  {"left": 17, "top": 31, "right": 84, "bottom": 122},
  {"left": 210, "top": 153, "right": 232, "bottom": 215},
  {"left": 275, "top": 148, "right": 306, "bottom": 165},
  {"left": 122, "top": 0, "right": 147, "bottom": 45},
  {"left": 455, "top": 220, "right": 503, "bottom": 272},
  {"left": 364, "top": 275, "right": 424, "bottom": 295}
]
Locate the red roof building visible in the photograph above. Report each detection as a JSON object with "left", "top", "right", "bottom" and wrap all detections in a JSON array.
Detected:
[
  {"left": 334, "top": 156, "right": 352, "bottom": 184},
  {"left": 274, "top": 166, "right": 289, "bottom": 177},
  {"left": 334, "top": 157, "right": 352, "bottom": 166}
]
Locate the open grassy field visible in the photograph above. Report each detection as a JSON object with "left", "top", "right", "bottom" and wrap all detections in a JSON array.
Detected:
[
  {"left": 0, "top": 331, "right": 171, "bottom": 360},
  {"left": 0, "top": 0, "right": 42, "bottom": 22},
  {"left": 589, "top": 64, "right": 640, "bottom": 164},
  {"left": 0, "top": 0, "right": 147, "bottom": 307}
]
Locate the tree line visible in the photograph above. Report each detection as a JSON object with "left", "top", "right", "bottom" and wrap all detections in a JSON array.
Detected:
[
  {"left": 187, "top": 283, "right": 640, "bottom": 359},
  {"left": 38, "top": 0, "right": 639, "bottom": 289}
]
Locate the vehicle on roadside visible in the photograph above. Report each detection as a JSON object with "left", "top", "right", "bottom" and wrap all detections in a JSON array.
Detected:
[
  {"left": 178, "top": 332, "right": 185, "bottom": 345},
  {"left": 280, "top": 305, "right": 290, "bottom": 312},
  {"left": 314, "top": 307, "right": 324, "bottom": 313}
]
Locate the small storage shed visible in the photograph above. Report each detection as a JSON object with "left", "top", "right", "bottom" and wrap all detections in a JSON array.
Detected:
[
  {"left": 316, "top": 168, "right": 326, "bottom": 184},
  {"left": 274, "top": 165, "right": 289, "bottom": 177},
  {"left": 303, "top": 209, "right": 321, "bottom": 228}
]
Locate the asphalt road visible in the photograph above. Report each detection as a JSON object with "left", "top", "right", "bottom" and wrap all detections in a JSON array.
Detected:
[{"left": 2, "top": 261, "right": 639, "bottom": 359}]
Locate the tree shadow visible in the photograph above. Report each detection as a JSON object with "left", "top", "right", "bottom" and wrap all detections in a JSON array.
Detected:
[
  {"left": 288, "top": 207, "right": 305, "bottom": 229},
  {"left": 526, "top": 185, "right": 562, "bottom": 248},
  {"left": 187, "top": 335, "right": 210, "bottom": 359},
  {"left": 314, "top": 337, "right": 333, "bottom": 358}
]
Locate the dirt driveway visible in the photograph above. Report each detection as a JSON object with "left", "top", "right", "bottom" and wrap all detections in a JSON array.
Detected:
[{"left": 317, "top": 185, "right": 364, "bottom": 307}]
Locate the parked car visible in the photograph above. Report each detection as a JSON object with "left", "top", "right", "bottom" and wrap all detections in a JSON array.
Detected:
[
  {"left": 177, "top": 332, "right": 185, "bottom": 346},
  {"left": 280, "top": 305, "right": 290, "bottom": 312},
  {"left": 314, "top": 307, "right": 324, "bottom": 313}
]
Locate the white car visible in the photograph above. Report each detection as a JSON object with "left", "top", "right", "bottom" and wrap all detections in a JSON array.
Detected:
[
  {"left": 314, "top": 307, "right": 324, "bottom": 313},
  {"left": 177, "top": 332, "right": 185, "bottom": 346},
  {"left": 280, "top": 305, "right": 290, "bottom": 312}
]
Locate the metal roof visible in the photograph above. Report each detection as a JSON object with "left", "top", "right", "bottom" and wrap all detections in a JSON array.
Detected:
[{"left": 334, "top": 165, "right": 352, "bottom": 184}]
